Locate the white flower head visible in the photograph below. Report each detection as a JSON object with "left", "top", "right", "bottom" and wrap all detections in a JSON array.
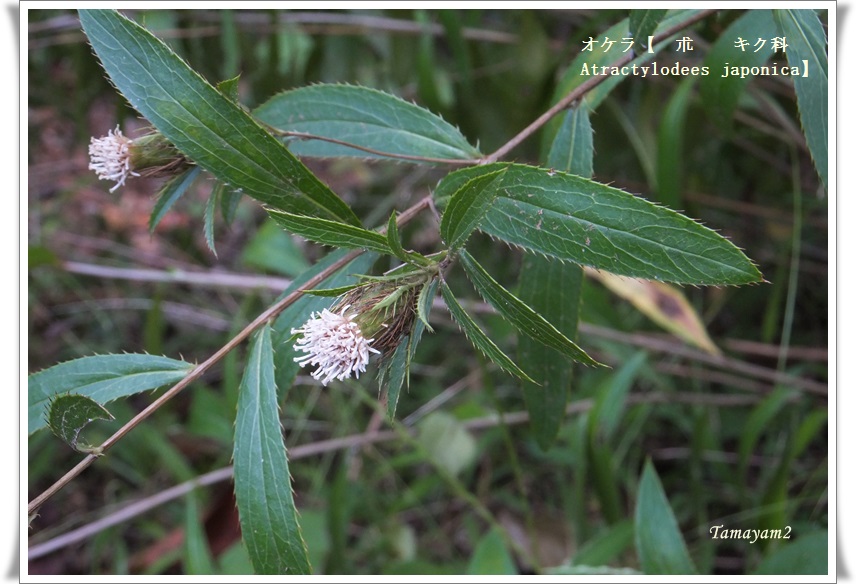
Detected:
[
  {"left": 291, "top": 305, "right": 381, "bottom": 386},
  {"left": 88, "top": 125, "right": 140, "bottom": 193}
]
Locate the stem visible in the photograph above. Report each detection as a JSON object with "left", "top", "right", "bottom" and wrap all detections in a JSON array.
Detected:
[
  {"left": 27, "top": 196, "right": 432, "bottom": 516},
  {"left": 481, "top": 9, "right": 716, "bottom": 163}
]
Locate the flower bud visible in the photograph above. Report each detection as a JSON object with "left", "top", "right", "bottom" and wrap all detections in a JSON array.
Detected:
[
  {"left": 291, "top": 276, "right": 429, "bottom": 386},
  {"left": 88, "top": 126, "right": 190, "bottom": 192}
]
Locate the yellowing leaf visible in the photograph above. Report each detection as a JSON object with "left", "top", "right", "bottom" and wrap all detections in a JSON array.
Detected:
[{"left": 584, "top": 267, "right": 720, "bottom": 355}]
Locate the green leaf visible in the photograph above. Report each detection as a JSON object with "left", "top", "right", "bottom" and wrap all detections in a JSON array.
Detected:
[
  {"left": 416, "top": 276, "right": 439, "bottom": 333},
  {"left": 46, "top": 394, "right": 114, "bottom": 454},
  {"left": 216, "top": 74, "right": 241, "bottom": 102},
  {"left": 386, "top": 211, "right": 408, "bottom": 262},
  {"left": 253, "top": 83, "right": 481, "bottom": 161},
  {"left": 383, "top": 278, "right": 435, "bottom": 418},
  {"left": 460, "top": 250, "right": 600, "bottom": 366},
  {"left": 700, "top": 10, "right": 778, "bottom": 129},
  {"left": 793, "top": 408, "right": 827, "bottom": 459},
  {"left": 203, "top": 187, "right": 219, "bottom": 257},
  {"left": 753, "top": 530, "right": 827, "bottom": 575},
  {"left": 656, "top": 77, "right": 695, "bottom": 208},
  {"left": 588, "top": 352, "right": 647, "bottom": 441},
  {"left": 519, "top": 100, "right": 592, "bottom": 450},
  {"left": 301, "top": 284, "right": 362, "bottom": 298},
  {"left": 439, "top": 280, "right": 535, "bottom": 383},
  {"left": 635, "top": 459, "right": 697, "bottom": 574},
  {"left": 219, "top": 182, "right": 243, "bottom": 226},
  {"left": 268, "top": 209, "right": 394, "bottom": 256},
  {"left": 629, "top": 10, "right": 668, "bottom": 46},
  {"left": 434, "top": 164, "right": 762, "bottom": 285},
  {"left": 233, "top": 324, "right": 310, "bottom": 575},
  {"left": 439, "top": 167, "right": 508, "bottom": 251},
  {"left": 773, "top": 9, "right": 828, "bottom": 185},
  {"left": 149, "top": 166, "right": 200, "bottom": 233},
  {"left": 466, "top": 528, "right": 517, "bottom": 575},
  {"left": 571, "top": 519, "right": 634, "bottom": 566},
  {"left": 738, "top": 387, "right": 793, "bottom": 479},
  {"left": 184, "top": 490, "right": 216, "bottom": 575},
  {"left": 79, "top": 10, "right": 359, "bottom": 226},
  {"left": 385, "top": 334, "right": 410, "bottom": 419},
  {"left": 241, "top": 219, "right": 309, "bottom": 278},
  {"left": 547, "top": 106, "right": 593, "bottom": 178},
  {"left": 28, "top": 245, "right": 59, "bottom": 269},
  {"left": 28, "top": 354, "right": 194, "bottom": 434},
  {"left": 518, "top": 257, "right": 581, "bottom": 450}
]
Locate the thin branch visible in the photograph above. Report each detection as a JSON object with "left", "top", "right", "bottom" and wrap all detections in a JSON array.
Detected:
[
  {"left": 271, "top": 131, "right": 477, "bottom": 166},
  {"left": 481, "top": 9, "right": 716, "bottom": 163},
  {"left": 62, "top": 261, "right": 293, "bottom": 291},
  {"left": 28, "top": 390, "right": 759, "bottom": 559},
  {"left": 27, "top": 197, "right": 432, "bottom": 516}
]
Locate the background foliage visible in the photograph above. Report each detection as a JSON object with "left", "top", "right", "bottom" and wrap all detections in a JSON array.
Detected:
[{"left": 28, "top": 8, "right": 827, "bottom": 576}]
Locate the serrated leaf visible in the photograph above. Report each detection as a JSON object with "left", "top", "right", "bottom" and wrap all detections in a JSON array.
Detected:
[
  {"left": 773, "top": 9, "right": 828, "bottom": 186},
  {"left": 219, "top": 182, "right": 243, "bottom": 226},
  {"left": 635, "top": 460, "right": 697, "bottom": 574},
  {"left": 434, "top": 164, "right": 762, "bottom": 285},
  {"left": 700, "top": 10, "right": 778, "bottom": 129},
  {"left": 584, "top": 267, "right": 720, "bottom": 354},
  {"left": 439, "top": 280, "right": 535, "bottom": 383},
  {"left": 268, "top": 209, "right": 394, "bottom": 256},
  {"left": 460, "top": 250, "right": 600, "bottom": 366},
  {"left": 79, "top": 10, "right": 359, "bottom": 226},
  {"left": 519, "top": 100, "right": 592, "bottom": 450},
  {"left": 518, "top": 257, "right": 581, "bottom": 450},
  {"left": 301, "top": 284, "right": 362, "bottom": 298},
  {"left": 184, "top": 490, "right": 216, "bottom": 575},
  {"left": 629, "top": 10, "right": 668, "bottom": 46},
  {"left": 253, "top": 83, "right": 481, "bottom": 162},
  {"left": 386, "top": 211, "right": 408, "bottom": 262},
  {"left": 46, "top": 394, "right": 114, "bottom": 454},
  {"left": 233, "top": 324, "right": 310, "bottom": 575},
  {"left": 385, "top": 334, "right": 410, "bottom": 419},
  {"left": 204, "top": 187, "right": 219, "bottom": 256},
  {"left": 28, "top": 354, "right": 194, "bottom": 434},
  {"left": 416, "top": 276, "right": 439, "bottom": 332},
  {"left": 439, "top": 167, "right": 508, "bottom": 251},
  {"left": 149, "top": 166, "right": 201, "bottom": 233},
  {"left": 656, "top": 77, "right": 695, "bottom": 209},
  {"left": 384, "top": 278, "right": 435, "bottom": 415},
  {"left": 547, "top": 106, "right": 593, "bottom": 178},
  {"left": 217, "top": 74, "right": 241, "bottom": 102}
]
